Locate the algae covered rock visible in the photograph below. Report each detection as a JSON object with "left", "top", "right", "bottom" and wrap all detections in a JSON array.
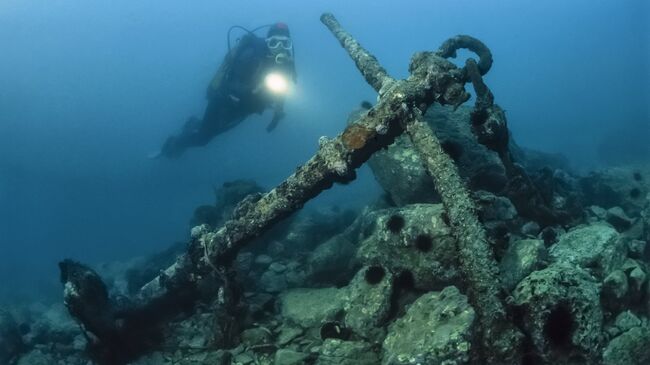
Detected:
[
  {"left": 499, "top": 238, "right": 548, "bottom": 291},
  {"left": 382, "top": 286, "right": 475, "bottom": 365},
  {"left": 341, "top": 266, "right": 394, "bottom": 341},
  {"left": 549, "top": 224, "right": 625, "bottom": 279},
  {"left": 368, "top": 135, "right": 440, "bottom": 206},
  {"left": 280, "top": 287, "right": 345, "bottom": 328},
  {"left": 366, "top": 105, "right": 508, "bottom": 206},
  {"left": 602, "top": 324, "right": 650, "bottom": 365},
  {"left": 580, "top": 165, "right": 650, "bottom": 217},
  {"left": 307, "top": 227, "right": 358, "bottom": 286},
  {"left": 512, "top": 263, "right": 603, "bottom": 363},
  {"left": 274, "top": 348, "right": 310, "bottom": 365},
  {"left": 356, "top": 204, "right": 460, "bottom": 291},
  {"left": 316, "top": 339, "right": 380, "bottom": 365}
]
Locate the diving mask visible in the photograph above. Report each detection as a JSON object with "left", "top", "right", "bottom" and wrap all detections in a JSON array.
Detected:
[{"left": 266, "top": 36, "right": 293, "bottom": 50}]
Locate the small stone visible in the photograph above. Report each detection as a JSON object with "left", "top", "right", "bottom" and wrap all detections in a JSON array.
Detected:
[
  {"left": 269, "top": 262, "right": 287, "bottom": 273},
  {"left": 614, "top": 311, "right": 642, "bottom": 333},
  {"left": 499, "top": 239, "right": 547, "bottom": 290},
  {"left": 267, "top": 241, "right": 285, "bottom": 257},
  {"left": 277, "top": 325, "right": 303, "bottom": 346},
  {"left": 549, "top": 224, "right": 624, "bottom": 279},
  {"left": 606, "top": 206, "right": 634, "bottom": 231},
  {"left": 280, "top": 287, "right": 345, "bottom": 328},
  {"left": 241, "top": 327, "right": 272, "bottom": 347},
  {"left": 603, "top": 270, "right": 628, "bottom": 299},
  {"left": 629, "top": 267, "right": 647, "bottom": 292},
  {"left": 588, "top": 205, "right": 608, "bottom": 220},
  {"left": 383, "top": 286, "right": 475, "bottom": 364},
  {"left": 274, "top": 349, "right": 309, "bottom": 365},
  {"left": 259, "top": 270, "right": 287, "bottom": 293},
  {"left": 521, "top": 221, "right": 541, "bottom": 237},
  {"left": 626, "top": 239, "right": 647, "bottom": 259},
  {"left": 255, "top": 255, "right": 273, "bottom": 266},
  {"left": 233, "top": 351, "right": 254, "bottom": 365}
]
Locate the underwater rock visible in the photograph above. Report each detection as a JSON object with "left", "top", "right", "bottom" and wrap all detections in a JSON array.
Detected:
[
  {"left": 613, "top": 311, "right": 642, "bottom": 334},
  {"left": 509, "top": 141, "right": 571, "bottom": 173},
  {"left": 474, "top": 190, "right": 518, "bottom": 222},
  {"left": 367, "top": 134, "right": 439, "bottom": 206},
  {"left": 316, "top": 339, "right": 380, "bottom": 365},
  {"left": 280, "top": 287, "right": 345, "bottom": 329},
  {"left": 122, "top": 242, "right": 185, "bottom": 295},
  {"left": 0, "top": 309, "right": 24, "bottom": 364},
  {"left": 499, "top": 239, "right": 548, "bottom": 291},
  {"left": 276, "top": 324, "right": 303, "bottom": 346},
  {"left": 606, "top": 206, "right": 635, "bottom": 231},
  {"left": 274, "top": 348, "right": 310, "bottom": 365},
  {"left": 280, "top": 207, "right": 357, "bottom": 253},
  {"left": 355, "top": 204, "right": 460, "bottom": 291},
  {"left": 307, "top": 231, "right": 358, "bottom": 286},
  {"left": 382, "top": 286, "right": 475, "bottom": 365},
  {"left": 16, "top": 350, "right": 56, "bottom": 365},
  {"left": 521, "top": 221, "right": 541, "bottom": 237},
  {"left": 241, "top": 327, "right": 273, "bottom": 348},
  {"left": 25, "top": 303, "right": 81, "bottom": 349},
  {"left": 625, "top": 239, "right": 647, "bottom": 259},
  {"left": 549, "top": 224, "right": 625, "bottom": 279},
  {"left": 538, "top": 225, "right": 565, "bottom": 246},
  {"left": 512, "top": 263, "right": 603, "bottom": 363},
  {"left": 580, "top": 165, "right": 650, "bottom": 217},
  {"left": 259, "top": 267, "right": 288, "bottom": 293},
  {"left": 190, "top": 179, "right": 265, "bottom": 228},
  {"left": 149, "top": 304, "right": 224, "bottom": 360},
  {"left": 474, "top": 190, "right": 518, "bottom": 248},
  {"left": 602, "top": 269, "right": 629, "bottom": 309},
  {"left": 341, "top": 266, "right": 394, "bottom": 341},
  {"left": 586, "top": 205, "right": 608, "bottom": 222},
  {"left": 621, "top": 259, "right": 648, "bottom": 294},
  {"left": 602, "top": 323, "right": 650, "bottom": 365},
  {"left": 365, "top": 105, "right": 508, "bottom": 206}
]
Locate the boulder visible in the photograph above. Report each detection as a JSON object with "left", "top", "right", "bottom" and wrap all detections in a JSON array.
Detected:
[
  {"left": 341, "top": 266, "right": 394, "bottom": 341},
  {"left": 366, "top": 105, "right": 507, "bottom": 206},
  {"left": 280, "top": 288, "right": 345, "bottom": 329},
  {"left": 549, "top": 224, "right": 625, "bottom": 279},
  {"left": 580, "top": 165, "right": 650, "bottom": 217},
  {"left": 512, "top": 264, "right": 603, "bottom": 363},
  {"left": 355, "top": 204, "right": 460, "bottom": 291},
  {"left": 602, "top": 324, "right": 650, "bottom": 365},
  {"left": 316, "top": 339, "right": 379, "bottom": 365},
  {"left": 499, "top": 239, "right": 548, "bottom": 291},
  {"left": 382, "top": 286, "right": 475, "bottom": 365}
]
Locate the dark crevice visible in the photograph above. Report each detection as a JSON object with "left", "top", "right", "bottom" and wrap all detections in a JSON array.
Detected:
[
  {"left": 544, "top": 304, "right": 575, "bottom": 352},
  {"left": 414, "top": 234, "right": 433, "bottom": 252},
  {"left": 386, "top": 215, "right": 405, "bottom": 233},
  {"left": 365, "top": 266, "right": 385, "bottom": 285}
]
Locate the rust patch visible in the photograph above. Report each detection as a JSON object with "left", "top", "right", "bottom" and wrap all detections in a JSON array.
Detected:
[{"left": 342, "top": 123, "right": 374, "bottom": 150}]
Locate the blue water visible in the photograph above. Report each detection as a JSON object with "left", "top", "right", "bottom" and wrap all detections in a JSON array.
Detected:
[{"left": 0, "top": 0, "right": 648, "bottom": 303}]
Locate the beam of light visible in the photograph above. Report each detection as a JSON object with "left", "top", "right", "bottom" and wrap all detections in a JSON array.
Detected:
[{"left": 264, "top": 72, "right": 289, "bottom": 94}]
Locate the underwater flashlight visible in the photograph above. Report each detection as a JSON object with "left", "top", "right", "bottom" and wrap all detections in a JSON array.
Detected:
[{"left": 264, "top": 72, "right": 289, "bottom": 94}]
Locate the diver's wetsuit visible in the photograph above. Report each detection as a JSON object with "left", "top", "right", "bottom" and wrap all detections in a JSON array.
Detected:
[{"left": 160, "top": 35, "right": 278, "bottom": 159}]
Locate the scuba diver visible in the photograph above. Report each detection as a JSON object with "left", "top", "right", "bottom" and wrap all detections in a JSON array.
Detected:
[{"left": 156, "top": 22, "right": 296, "bottom": 159}]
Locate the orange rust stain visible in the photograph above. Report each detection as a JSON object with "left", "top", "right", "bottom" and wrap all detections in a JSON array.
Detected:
[{"left": 342, "top": 124, "right": 374, "bottom": 150}]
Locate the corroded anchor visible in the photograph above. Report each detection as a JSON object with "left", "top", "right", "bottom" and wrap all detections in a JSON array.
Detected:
[{"left": 61, "top": 13, "right": 522, "bottom": 364}]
